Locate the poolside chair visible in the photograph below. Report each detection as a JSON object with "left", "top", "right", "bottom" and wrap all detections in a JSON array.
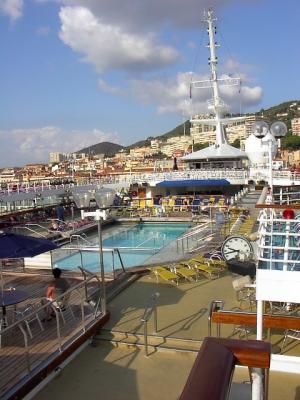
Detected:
[
  {"left": 51, "top": 292, "right": 75, "bottom": 324},
  {"left": 191, "top": 254, "right": 206, "bottom": 264},
  {"left": 170, "top": 265, "right": 198, "bottom": 282},
  {"left": 207, "top": 257, "right": 227, "bottom": 270},
  {"left": 181, "top": 260, "right": 220, "bottom": 280},
  {"left": 173, "top": 197, "right": 183, "bottom": 212},
  {"left": 15, "top": 303, "right": 44, "bottom": 339},
  {"left": 232, "top": 276, "right": 255, "bottom": 310},
  {"left": 192, "top": 263, "right": 221, "bottom": 279},
  {"left": 191, "top": 198, "right": 201, "bottom": 215},
  {"left": 281, "top": 329, "right": 300, "bottom": 353},
  {"left": 150, "top": 267, "right": 179, "bottom": 285}
]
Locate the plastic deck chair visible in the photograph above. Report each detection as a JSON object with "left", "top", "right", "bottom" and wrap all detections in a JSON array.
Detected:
[
  {"left": 281, "top": 329, "right": 300, "bottom": 353},
  {"left": 150, "top": 267, "right": 179, "bottom": 285},
  {"left": 191, "top": 263, "right": 221, "bottom": 280},
  {"left": 15, "top": 303, "right": 44, "bottom": 339},
  {"left": 232, "top": 276, "right": 255, "bottom": 310},
  {"left": 171, "top": 265, "right": 198, "bottom": 282},
  {"left": 181, "top": 261, "right": 220, "bottom": 280},
  {"left": 51, "top": 293, "right": 75, "bottom": 324}
]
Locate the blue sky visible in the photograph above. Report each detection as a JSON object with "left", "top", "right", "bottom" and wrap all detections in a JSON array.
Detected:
[{"left": 0, "top": 0, "right": 299, "bottom": 167}]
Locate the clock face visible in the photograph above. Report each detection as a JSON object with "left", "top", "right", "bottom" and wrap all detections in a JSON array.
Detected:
[{"left": 221, "top": 235, "right": 253, "bottom": 261}]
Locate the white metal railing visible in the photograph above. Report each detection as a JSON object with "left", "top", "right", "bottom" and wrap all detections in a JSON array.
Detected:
[
  {"left": 12, "top": 223, "right": 50, "bottom": 238},
  {"left": 273, "top": 190, "right": 300, "bottom": 205},
  {"left": 107, "top": 169, "right": 249, "bottom": 185},
  {"left": 257, "top": 209, "right": 300, "bottom": 271},
  {"left": 0, "top": 273, "right": 103, "bottom": 399},
  {"left": 177, "top": 222, "right": 214, "bottom": 253},
  {"left": 53, "top": 246, "right": 127, "bottom": 275},
  {"left": 69, "top": 234, "right": 94, "bottom": 247}
]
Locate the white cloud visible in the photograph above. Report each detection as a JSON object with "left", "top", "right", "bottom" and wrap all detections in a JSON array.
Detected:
[
  {"left": 0, "top": 0, "right": 23, "bottom": 21},
  {"left": 0, "top": 126, "right": 120, "bottom": 166},
  {"left": 55, "top": 3, "right": 262, "bottom": 113},
  {"left": 60, "top": 0, "right": 239, "bottom": 31},
  {"left": 98, "top": 79, "right": 124, "bottom": 95},
  {"left": 130, "top": 70, "right": 263, "bottom": 116},
  {"left": 59, "top": 6, "right": 179, "bottom": 73}
]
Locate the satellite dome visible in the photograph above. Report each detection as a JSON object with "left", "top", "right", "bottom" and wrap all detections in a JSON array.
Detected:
[
  {"left": 270, "top": 121, "right": 287, "bottom": 138},
  {"left": 251, "top": 121, "right": 269, "bottom": 138},
  {"left": 245, "top": 134, "right": 266, "bottom": 165}
]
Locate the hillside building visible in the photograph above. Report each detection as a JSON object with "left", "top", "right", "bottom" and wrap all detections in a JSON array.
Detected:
[
  {"left": 49, "top": 152, "right": 66, "bottom": 164},
  {"left": 244, "top": 115, "right": 266, "bottom": 136},
  {"left": 291, "top": 118, "right": 300, "bottom": 136}
]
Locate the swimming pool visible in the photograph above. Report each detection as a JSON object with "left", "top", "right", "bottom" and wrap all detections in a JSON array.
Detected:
[{"left": 55, "top": 222, "right": 191, "bottom": 273}]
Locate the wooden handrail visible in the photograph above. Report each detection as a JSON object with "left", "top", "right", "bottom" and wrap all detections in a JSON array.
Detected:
[
  {"left": 256, "top": 203, "right": 300, "bottom": 209},
  {"left": 209, "top": 337, "right": 271, "bottom": 368},
  {"left": 179, "top": 337, "right": 271, "bottom": 400},
  {"left": 211, "top": 310, "right": 300, "bottom": 330}
]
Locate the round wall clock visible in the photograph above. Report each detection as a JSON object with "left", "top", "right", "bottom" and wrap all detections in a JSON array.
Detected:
[{"left": 221, "top": 235, "right": 254, "bottom": 261}]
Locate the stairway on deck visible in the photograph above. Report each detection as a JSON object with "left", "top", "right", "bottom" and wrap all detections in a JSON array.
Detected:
[
  {"left": 237, "top": 190, "right": 261, "bottom": 215},
  {"left": 95, "top": 328, "right": 202, "bottom": 355}
]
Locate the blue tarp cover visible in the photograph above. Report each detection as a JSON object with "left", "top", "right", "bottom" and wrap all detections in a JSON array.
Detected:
[{"left": 156, "top": 179, "right": 230, "bottom": 187}]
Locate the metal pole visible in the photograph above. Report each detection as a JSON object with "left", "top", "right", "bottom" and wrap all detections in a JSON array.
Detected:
[
  {"left": 251, "top": 367, "right": 264, "bottom": 400},
  {"left": 98, "top": 218, "right": 107, "bottom": 315},
  {"left": 257, "top": 300, "right": 263, "bottom": 340},
  {"left": 153, "top": 305, "right": 158, "bottom": 334},
  {"left": 268, "top": 140, "right": 273, "bottom": 201},
  {"left": 144, "top": 321, "right": 148, "bottom": 356}
]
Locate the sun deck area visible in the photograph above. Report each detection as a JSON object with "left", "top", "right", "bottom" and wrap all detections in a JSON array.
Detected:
[{"left": 5, "top": 270, "right": 296, "bottom": 400}]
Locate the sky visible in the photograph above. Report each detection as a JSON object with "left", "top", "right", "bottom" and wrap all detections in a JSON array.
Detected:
[{"left": 0, "top": 0, "right": 299, "bottom": 167}]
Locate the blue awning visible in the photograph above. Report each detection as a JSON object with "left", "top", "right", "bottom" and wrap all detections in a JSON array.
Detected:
[{"left": 156, "top": 179, "right": 230, "bottom": 187}]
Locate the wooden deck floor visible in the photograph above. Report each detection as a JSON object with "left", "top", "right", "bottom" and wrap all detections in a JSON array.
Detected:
[{"left": 0, "top": 271, "right": 103, "bottom": 399}]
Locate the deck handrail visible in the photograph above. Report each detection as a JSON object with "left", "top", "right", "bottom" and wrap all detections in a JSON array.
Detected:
[
  {"left": 0, "top": 273, "right": 106, "bottom": 399},
  {"left": 140, "top": 292, "right": 160, "bottom": 356},
  {"left": 12, "top": 223, "right": 49, "bottom": 238},
  {"left": 179, "top": 337, "right": 271, "bottom": 400},
  {"left": 176, "top": 222, "right": 213, "bottom": 253},
  {"left": 209, "top": 309, "right": 300, "bottom": 334},
  {"left": 69, "top": 233, "right": 93, "bottom": 246}
]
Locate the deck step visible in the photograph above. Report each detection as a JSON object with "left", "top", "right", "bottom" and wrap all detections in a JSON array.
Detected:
[{"left": 94, "top": 329, "right": 202, "bottom": 353}]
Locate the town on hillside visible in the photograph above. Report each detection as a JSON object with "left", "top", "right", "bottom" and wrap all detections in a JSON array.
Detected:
[{"left": 1, "top": 102, "right": 300, "bottom": 189}]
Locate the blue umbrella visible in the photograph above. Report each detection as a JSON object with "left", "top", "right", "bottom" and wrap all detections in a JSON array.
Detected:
[
  {"left": 0, "top": 232, "right": 58, "bottom": 258},
  {"left": 0, "top": 232, "right": 58, "bottom": 295}
]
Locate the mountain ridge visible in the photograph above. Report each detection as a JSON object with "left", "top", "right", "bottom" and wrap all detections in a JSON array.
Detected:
[{"left": 76, "top": 100, "right": 300, "bottom": 155}]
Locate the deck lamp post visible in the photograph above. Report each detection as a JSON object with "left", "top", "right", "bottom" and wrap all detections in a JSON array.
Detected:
[
  {"left": 73, "top": 188, "right": 115, "bottom": 316},
  {"left": 251, "top": 120, "right": 287, "bottom": 202}
]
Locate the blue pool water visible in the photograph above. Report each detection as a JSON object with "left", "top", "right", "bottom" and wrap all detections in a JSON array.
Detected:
[{"left": 56, "top": 223, "right": 191, "bottom": 273}]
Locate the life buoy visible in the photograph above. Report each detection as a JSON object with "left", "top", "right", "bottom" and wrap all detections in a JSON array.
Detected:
[{"left": 283, "top": 209, "right": 295, "bottom": 219}]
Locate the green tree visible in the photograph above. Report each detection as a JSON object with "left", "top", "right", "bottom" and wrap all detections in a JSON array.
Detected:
[
  {"left": 281, "top": 135, "right": 300, "bottom": 150},
  {"left": 232, "top": 139, "right": 241, "bottom": 148},
  {"left": 193, "top": 142, "right": 209, "bottom": 151}
]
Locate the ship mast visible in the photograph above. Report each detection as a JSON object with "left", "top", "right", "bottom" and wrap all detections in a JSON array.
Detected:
[
  {"left": 190, "top": 9, "right": 243, "bottom": 146},
  {"left": 206, "top": 9, "right": 225, "bottom": 144}
]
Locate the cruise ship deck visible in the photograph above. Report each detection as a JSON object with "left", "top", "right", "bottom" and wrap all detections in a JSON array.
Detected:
[{"left": 30, "top": 273, "right": 300, "bottom": 400}]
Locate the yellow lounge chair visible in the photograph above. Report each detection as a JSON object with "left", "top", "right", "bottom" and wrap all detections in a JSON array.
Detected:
[
  {"left": 192, "top": 263, "right": 221, "bottom": 279},
  {"left": 150, "top": 267, "right": 179, "bottom": 285},
  {"left": 207, "top": 258, "right": 226, "bottom": 269},
  {"left": 171, "top": 265, "right": 198, "bottom": 282},
  {"left": 181, "top": 261, "right": 220, "bottom": 279},
  {"left": 191, "top": 254, "right": 206, "bottom": 263}
]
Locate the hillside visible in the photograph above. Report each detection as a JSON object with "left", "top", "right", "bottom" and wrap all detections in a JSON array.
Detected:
[
  {"left": 76, "top": 101, "right": 299, "bottom": 155},
  {"left": 255, "top": 100, "right": 300, "bottom": 130},
  {"left": 77, "top": 142, "right": 123, "bottom": 156},
  {"left": 126, "top": 120, "right": 191, "bottom": 149}
]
